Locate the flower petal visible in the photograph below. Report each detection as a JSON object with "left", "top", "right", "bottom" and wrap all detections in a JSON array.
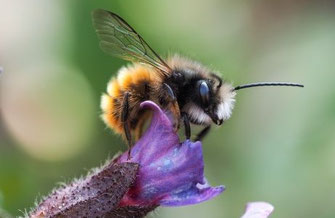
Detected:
[
  {"left": 118, "top": 100, "right": 178, "bottom": 165},
  {"left": 118, "top": 101, "right": 224, "bottom": 207},
  {"left": 241, "top": 202, "right": 274, "bottom": 218}
]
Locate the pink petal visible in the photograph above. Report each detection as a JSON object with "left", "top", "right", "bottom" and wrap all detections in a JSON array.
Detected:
[{"left": 241, "top": 202, "right": 274, "bottom": 218}]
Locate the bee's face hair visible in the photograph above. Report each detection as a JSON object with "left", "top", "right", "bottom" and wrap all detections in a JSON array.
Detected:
[
  {"left": 215, "top": 83, "right": 236, "bottom": 123},
  {"left": 167, "top": 55, "right": 237, "bottom": 126},
  {"left": 183, "top": 82, "right": 236, "bottom": 126}
]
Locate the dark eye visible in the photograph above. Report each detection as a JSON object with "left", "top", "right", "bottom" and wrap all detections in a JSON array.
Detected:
[{"left": 198, "top": 80, "right": 210, "bottom": 106}]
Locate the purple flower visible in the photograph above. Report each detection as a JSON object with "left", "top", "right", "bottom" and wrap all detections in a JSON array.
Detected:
[
  {"left": 29, "top": 100, "right": 274, "bottom": 218},
  {"left": 241, "top": 202, "right": 274, "bottom": 218},
  {"left": 117, "top": 101, "right": 224, "bottom": 207}
]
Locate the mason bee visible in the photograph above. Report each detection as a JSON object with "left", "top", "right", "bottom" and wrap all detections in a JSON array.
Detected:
[{"left": 92, "top": 9, "right": 303, "bottom": 151}]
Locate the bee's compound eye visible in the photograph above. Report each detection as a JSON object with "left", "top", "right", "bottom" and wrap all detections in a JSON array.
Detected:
[{"left": 199, "top": 80, "right": 210, "bottom": 106}]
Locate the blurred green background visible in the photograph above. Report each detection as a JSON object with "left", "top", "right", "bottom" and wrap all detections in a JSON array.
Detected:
[{"left": 0, "top": 0, "right": 334, "bottom": 217}]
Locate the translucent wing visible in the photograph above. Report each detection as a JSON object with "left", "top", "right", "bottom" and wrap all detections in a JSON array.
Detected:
[{"left": 92, "top": 9, "right": 171, "bottom": 77}]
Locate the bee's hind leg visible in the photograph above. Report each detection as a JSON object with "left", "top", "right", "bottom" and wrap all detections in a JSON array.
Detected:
[
  {"left": 121, "top": 92, "right": 132, "bottom": 159},
  {"left": 194, "top": 125, "right": 211, "bottom": 142}
]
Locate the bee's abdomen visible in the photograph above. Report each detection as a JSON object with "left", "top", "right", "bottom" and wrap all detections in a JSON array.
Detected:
[{"left": 100, "top": 64, "right": 161, "bottom": 134}]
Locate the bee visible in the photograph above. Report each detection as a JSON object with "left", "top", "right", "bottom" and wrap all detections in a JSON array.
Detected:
[{"left": 92, "top": 9, "right": 303, "bottom": 151}]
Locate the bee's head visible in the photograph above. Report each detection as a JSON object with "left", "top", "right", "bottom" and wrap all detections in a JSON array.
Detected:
[
  {"left": 183, "top": 77, "right": 236, "bottom": 126},
  {"left": 170, "top": 55, "right": 304, "bottom": 126},
  {"left": 197, "top": 79, "right": 236, "bottom": 125}
]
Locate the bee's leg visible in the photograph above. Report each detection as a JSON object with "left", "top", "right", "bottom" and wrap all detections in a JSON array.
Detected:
[
  {"left": 194, "top": 125, "right": 211, "bottom": 142},
  {"left": 121, "top": 92, "right": 132, "bottom": 159},
  {"left": 163, "top": 83, "right": 181, "bottom": 131},
  {"left": 171, "top": 101, "right": 181, "bottom": 131},
  {"left": 181, "top": 112, "right": 191, "bottom": 140}
]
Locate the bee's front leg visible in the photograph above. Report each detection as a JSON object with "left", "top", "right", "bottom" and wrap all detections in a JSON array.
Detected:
[
  {"left": 181, "top": 112, "right": 191, "bottom": 140},
  {"left": 162, "top": 83, "right": 191, "bottom": 140},
  {"left": 162, "top": 83, "right": 181, "bottom": 132},
  {"left": 170, "top": 101, "right": 181, "bottom": 132},
  {"left": 194, "top": 125, "right": 211, "bottom": 141}
]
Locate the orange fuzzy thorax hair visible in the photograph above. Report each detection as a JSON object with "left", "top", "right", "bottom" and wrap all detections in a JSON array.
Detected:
[{"left": 100, "top": 64, "right": 162, "bottom": 134}]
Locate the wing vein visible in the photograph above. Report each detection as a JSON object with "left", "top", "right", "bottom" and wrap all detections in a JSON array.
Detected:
[{"left": 92, "top": 9, "right": 171, "bottom": 77}]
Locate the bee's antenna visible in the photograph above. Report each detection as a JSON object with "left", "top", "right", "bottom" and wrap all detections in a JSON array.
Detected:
[{"left": 233, "top": 82, "right": 304, "bottom": 91}]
